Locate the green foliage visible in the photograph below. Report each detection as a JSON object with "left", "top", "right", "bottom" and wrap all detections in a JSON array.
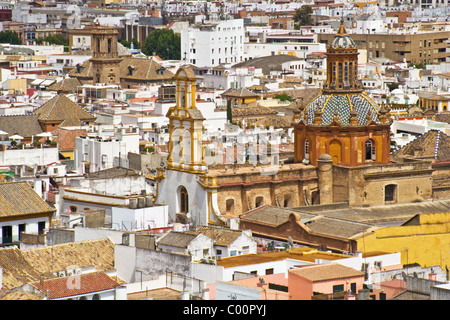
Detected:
[
  {"left": 0, "top": 31, "right": 21, "bottom": 44},
  {"left": 141, "top": 29, "right": 181, "bottom": 60},
  {"left": 36, "top": 34, "right": 68, "bottom": 46},
  {"left": 120, "top": 38, "right": 141, "bottom": 49},
  {"left": 143, "top": 146, "right": 155, "bottom": 153},
  {"left": 414, "top": 61, "right": 426, "bottom": 69},
  {"left": 275, "top": 93, "right": 294, "bottom": 102},
  {"left": 293, "top": 6, "right": 313, "bottom": 29}
]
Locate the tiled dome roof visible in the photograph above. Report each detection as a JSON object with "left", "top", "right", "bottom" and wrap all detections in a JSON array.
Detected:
[
  {"left": 330, "top": 23, "right": 356, "bottom": 50},
  {"left": 300, "top": 92, "right": 381, "bottom": 126}
]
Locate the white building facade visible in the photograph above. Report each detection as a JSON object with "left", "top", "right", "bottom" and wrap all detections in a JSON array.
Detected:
[{"left": 181, "top": 18, "right": 245, "bottom": 67}]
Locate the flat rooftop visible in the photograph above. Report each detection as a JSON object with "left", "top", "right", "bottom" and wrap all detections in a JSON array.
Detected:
[{"left": 216, "top": 247, "right": 350, "bottom": 269}]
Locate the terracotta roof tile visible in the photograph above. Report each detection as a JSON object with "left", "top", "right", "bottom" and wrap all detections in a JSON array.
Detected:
[
  {"left": 0, "top": 238, "right": 116, "bottom": 290},
  {"left": 289, "top": 263, "right": 365, "bottom": 282},
  {"left": 30, "top": 271, "right": 120, "bottom": 299},
  {"left": 34, "top": 94, "right": 96, "bottom": 126}
]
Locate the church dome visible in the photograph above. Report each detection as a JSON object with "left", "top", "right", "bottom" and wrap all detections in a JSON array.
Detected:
[
  {"left": 330, "top": 23, "right": 356, "bottom": 49},
  {"left": 299, "top": 92, "right": 382, "bottom": 126}
]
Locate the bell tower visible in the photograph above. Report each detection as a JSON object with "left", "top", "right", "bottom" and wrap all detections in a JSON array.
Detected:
[
  {"left": 166, "top": 66, "right": 207, "bottom": 174},
  {"left": 90, "top": 24, "right": 122, "bottom": 85},
  {"left": 323, "top": 21, "right": 363, "bottom": 94}
]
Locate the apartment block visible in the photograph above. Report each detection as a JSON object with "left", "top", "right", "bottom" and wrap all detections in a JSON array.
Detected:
[{"left": 318, "top": 31, "right": 450, "bottom": 65}]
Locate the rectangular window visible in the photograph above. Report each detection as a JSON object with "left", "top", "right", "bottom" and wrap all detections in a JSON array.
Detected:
[
  {"left": 19, "top": 224, "right": 26, "bottom": 241},
  {"left": 333, "top": 284, "right": 344, "bottom": 293},
  {"left": 2, "top": 225, "right": 12, "bottom": 244},
  {"left": 385, "top": 184, "right": 396, "bottom": 202},
  {"left": 350, "top": 282, "right": 356, "bottom": 294},
  {"left": 265, "top": 268, "right": 274, "bottom": 275},
  {"left": 38, "top": 221, "right": 46, "bottom": 235}
]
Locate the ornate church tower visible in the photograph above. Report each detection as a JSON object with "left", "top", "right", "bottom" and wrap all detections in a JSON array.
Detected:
[
  {"left": 293, "top": 21, "right": 392, "bottom": 167},
  {"left": 166, "top": 67, "right": 207, "bottom": 174},
  {"left": 156, "top": 66, "right": 216, "bottom": 227},
  {"left": 90, "top": 24, "right": 122, "bottom": 85},
  {"left": 322, "top": 22, "right": 363, "bottom": 94}
]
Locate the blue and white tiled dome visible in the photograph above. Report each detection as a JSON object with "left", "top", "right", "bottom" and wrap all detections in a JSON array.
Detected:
[
  {"left": 330, "top": 23, "right": 356, "bottom": 50},
  {"left": 300, "top": 92, "right": 381, "bottom": 126}
]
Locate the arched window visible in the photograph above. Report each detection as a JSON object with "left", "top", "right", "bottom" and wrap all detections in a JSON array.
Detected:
[
  {"left": 180, "top": 186, "right": 188, "bottom": 213},
  {"left": 304, "top": 139, "right": 310, "bottom": 160},
  {"left": 255, "top": 196, "right": 264, "bottom": 208},
  {"left": 226, "top": 199, "right": 235, "bottom": 213},
  {"left": 365, "top": 140, "right": 376, "bottom": 161},
  {"left": 92, "top": 294, "right": 100, "bottom": 300}
]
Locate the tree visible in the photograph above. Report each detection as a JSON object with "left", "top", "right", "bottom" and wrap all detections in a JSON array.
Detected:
[
  {"left": 36, "top": 34, "right": 68, "bottom": 46},
  {"left": 274, "top": 93, "right": 294, "bottom": 102},
  {"left": 293, "top": 6, "right": 313, "bottom": 29},
  {"left": 141, "top": 29, "right": 181, "bottom": 60},
  {"left": 120, "top": 38, "right": 140, "bottom": 49},
  {"left": 0, "top": 31, "right": 21, "bottom": 44},
  {"left": 227, "top": 99, "right": 232, "bottom": 123}
]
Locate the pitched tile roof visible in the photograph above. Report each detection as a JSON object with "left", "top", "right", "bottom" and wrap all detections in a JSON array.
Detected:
[
  {"left": 0, "top": 114, "right": 44, "bottom": 138},
  {"left": 33, "top": 94, "right": 96, "bottom": 126},
  {"left": 289, "top": 263, "right": 364, "bottom": 282},
  {"left": 50, "top": 127, "right": 87, "bottom": 150},
  {"left": 393, "top": 129, "right": 450, "bottom": 163},
  {"left": 47, "top": 77, "right": 82, "bottom": 93},
  {"left": 157, "top": 231, "right": 199, "bottom": 248},
  {"left": 231, "top": 105, "right": 277, "bottom": 117},
  {"left": 240, "top": 205, "right": 375, "bottom": 240},
  {"left": 232, "top": 54, "right": 303, "bottom": 75},
  {"left": 0, "top": 181, "right": 56, "bottom": 218},
  {"left": 0, "top": 238, "right": 115, "bottom": 290},
  {"left": 21, "top": 238, "right": 116, "bottom": 276},
  {"left": 222, "top": 87, "right": 260, "bottom": 98},
  {"left": 69, "top": 56, "right": 175, "bottom": 82},
  {"left": 253, "top": 115, "right": 294, "bottom": 128},
  {"left": 187, "top": 225, "right": 245, "bottom": 247},
  {"left": 29, "top": 271, "right": 120, "bottom": 299}
]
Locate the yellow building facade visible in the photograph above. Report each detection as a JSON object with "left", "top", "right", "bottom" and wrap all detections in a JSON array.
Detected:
[{"left": 357, "top": 212, "right": 450, "bottom": 269}]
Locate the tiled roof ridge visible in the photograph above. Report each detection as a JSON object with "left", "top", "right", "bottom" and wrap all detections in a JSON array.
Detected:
[
  {"left": 22, "top": 237, "right": 113, "bottom": 252},
  {"left": 393, "top": 129, "right": 439, "bottom": 157},
  {"left": 434, "top": 129, "right": 441, "bottom": 159},
  {"left": 0, "top": 113, "right": 38, "bottom": 117}
]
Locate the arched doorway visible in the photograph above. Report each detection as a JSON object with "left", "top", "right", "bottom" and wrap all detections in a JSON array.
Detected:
[{"left": 329, "top": 139, "right": 342, "bottom": 164}]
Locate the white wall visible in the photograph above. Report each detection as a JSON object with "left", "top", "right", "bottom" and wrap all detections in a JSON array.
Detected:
[
  {"left": 221, "top": 258, "right": 312, "bottom": 282},
  {"left": 0, "top": 216, "right": 50, "bottom": 243},
  {"left": 215, "top": 281, "right": 260, "bottom": 300},
  {"left": 111, "top": 205, "right": 169, "bottom": 231},
  {"left": 181, "top": 19, "right": 245, "bottom": 67},
  {"left": 0, "top": 147, "right": 59, "bottom": 166},
  {"left": 157, "top": 169, "right": 210, "bottom": 226}
]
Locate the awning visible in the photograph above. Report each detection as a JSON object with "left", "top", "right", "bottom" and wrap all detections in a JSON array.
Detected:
[{"left": 31, "top": 79, "right": 44, "bottom": 86}]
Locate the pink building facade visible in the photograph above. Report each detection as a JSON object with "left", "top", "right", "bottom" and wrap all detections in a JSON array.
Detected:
[{"left": 288, "top": 264, "right": 365, "bottom": 300}]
